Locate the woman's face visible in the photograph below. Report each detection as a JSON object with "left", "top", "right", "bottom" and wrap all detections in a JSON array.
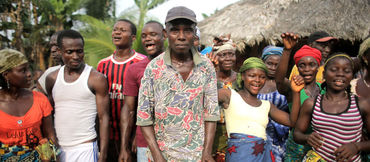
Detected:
[
  {"left": 217, "top": 49, "right": 236, "bottom": 71},
  {"left": 297, "top": 56, "right": 319, "bottom": 84},
  {"left": 264, "top": 55, "right": 281, "bottom": 79},
  {"left": 242, "top": 68, "right": 267, "bottom": 95},
  {"left": 4, "top": 63, "right": 32, "bottom": 89},
  {"left": 324, "top": 57, "right": 353, "bottom": 92}
]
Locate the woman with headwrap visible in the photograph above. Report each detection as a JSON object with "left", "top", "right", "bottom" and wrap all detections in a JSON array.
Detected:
[
  {"left": 293, "top": 53, "right": 370, "bottom": 162},
  {"left": 275, "top": 33, "right": 326, "bottom": 161},
  {"left": 257, "top": 46, "right": 289, "bottom": 162},
  {"left": 218, "top": 57, "right": 301, "bottom": 162},
  {"left": 211, "top": 43, "right": 237, "bottom": 162},
  {"left": 0, "top": 49, "right": 59, "bottom": 161},
  {"left": 350, "top": 37, "right": 370, "bottom": 98}
]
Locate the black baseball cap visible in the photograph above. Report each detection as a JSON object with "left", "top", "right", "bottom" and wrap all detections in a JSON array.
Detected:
[
  {"left": 165, "top": 6, "right": 197, "bottom": 24},
  {"left": 308, "top": 31, "right": 337, "bottom": 43}
]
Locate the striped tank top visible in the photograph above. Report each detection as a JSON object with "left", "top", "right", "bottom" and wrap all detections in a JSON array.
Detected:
[{"left": 311, "top": 94, "right": 362, "bottom": 161}]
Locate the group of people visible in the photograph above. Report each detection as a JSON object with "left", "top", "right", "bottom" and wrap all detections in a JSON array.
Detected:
[{"left": 0, "top": 6, "right": 369, "bottom": 162}]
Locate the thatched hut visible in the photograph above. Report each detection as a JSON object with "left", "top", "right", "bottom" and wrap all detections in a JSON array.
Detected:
[{"left": 198, "top": 0, "right": 370, "bottom": 69}]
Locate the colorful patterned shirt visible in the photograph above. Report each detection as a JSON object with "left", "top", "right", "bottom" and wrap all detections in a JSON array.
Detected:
[{"left": 137, "top": 48, "right": 220, "bottom": 161}]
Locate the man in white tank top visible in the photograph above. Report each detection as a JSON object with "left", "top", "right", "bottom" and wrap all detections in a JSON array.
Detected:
[{"left": 45, "top": 30, "right": 110, "bottom": 162}]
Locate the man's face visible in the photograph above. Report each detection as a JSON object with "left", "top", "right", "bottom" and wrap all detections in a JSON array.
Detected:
[
  {"left": 50, "top": 34, "right": 62, "bottom": 65},
  {"left": 310, "top": 41, "right": 332, "bottom": 61},
  {"left": 60, "top": 38, "right": 84, "bottom": 70},
  {"left": 141, "top": 23, "right": 165, "bottom": 56},
  {"left": 166, "top": 19, "right": 195, "bottom": 54},
  {"left": 112, "top": 21, "right": 135, "bottom": 48}
]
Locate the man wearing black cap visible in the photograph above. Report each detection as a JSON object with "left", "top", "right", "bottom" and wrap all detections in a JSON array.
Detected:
[
  {"left": 289, "top": 31, "right": 337, "bottom": 83},
  {"left": 136, "top": 6, "right": 219, "bottom": 161}
]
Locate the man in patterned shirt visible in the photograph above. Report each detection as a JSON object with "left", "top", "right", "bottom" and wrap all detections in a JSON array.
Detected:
[{"left": 137, "top": 6, "right": 220, "bottom": 161}]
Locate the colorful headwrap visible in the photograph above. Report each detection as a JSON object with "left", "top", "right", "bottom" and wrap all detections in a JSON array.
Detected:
[
  {"left": 0, "top": 49, "right": 28, "bottom": 73},
  {"left": 358, "top": 37, "right": 370, "bottom": 65},
  {"left": 324, "top": 53, "right": 354, "bottom": 69},
  {"left": 237, "top": 57, "right": 268, "bottom": 89},
  {"left": 261, "top": 46, "right": 283, "bottom": 61},
  {"left": 214, "top": 43, "right": 236, "bottom": 55},
  {"left": 293, "top": 45, "right": 322, "bottom": 66}
]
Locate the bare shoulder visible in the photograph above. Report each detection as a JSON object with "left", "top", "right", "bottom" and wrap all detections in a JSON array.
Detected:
[
  {"left": 357, "top": 97, "right": 370, "bottom": 116},
  {"left": 46, "top": 68, "right": 60, "bottom": 81},
  {"left": 302, "top": 97, "right": 315, "bottom": 111},
  {"left": 89, "top": 68, "right": 106, "bottom": 81},
  {"left": 88, "top": 68, "right": 108, "bottom": 92},
  {"left": 218, "top": 88, "right": 231, "bottom": 97}
]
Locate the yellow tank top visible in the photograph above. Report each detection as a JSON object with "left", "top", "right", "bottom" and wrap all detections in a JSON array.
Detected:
[{"left": 224, "top": 89, "right": 270, "bottom": 139}]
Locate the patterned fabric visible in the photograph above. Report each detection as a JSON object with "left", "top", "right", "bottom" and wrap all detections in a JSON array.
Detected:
[
  {"left": 284, "top": 133, "right": 311, "bottom": 162},
  {"left": 0, "top": 49, "right": 28, "bottom": 73},
  {"left": 0, "top": 139, "right": 59, "bottom": 162},
  {"left": 302, "top": 150, "right": 327, "bottom": 162},
  {"left": 258, "top": 90, "right": 289, "bottom": 162},
  {"left": 97, "top": 51, "right": 146, "bottom": 141},
  {"left": 225, "top": 133, "right": 275, "bottom": 162},
  {"left": 311, "top": 94, "right": 362, "bottom": 161},
  {"left": 137, "top": 48, "right": 220, "bottom": 161}
]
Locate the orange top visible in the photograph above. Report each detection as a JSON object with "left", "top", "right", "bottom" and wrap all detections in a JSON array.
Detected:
[{"left": 0, "top": 91, "right": 53, "bottom": 147}]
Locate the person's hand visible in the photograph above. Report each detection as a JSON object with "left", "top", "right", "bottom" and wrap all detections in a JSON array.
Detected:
[
  {"left": 118, "top": 148, "right": 132, "bottom": 162},
  {"left": 334, "top": 142, "right": 359, "bottom": 162},
  {"left": 131, "top": 136, "right": 137, "bottom": 153},
  {"left": 307, "top": 132, "right": 323, "bottom": 150},
  {"left": 201, "top": 152, "right": 215, "bottom": 162},
  {"left": 281, "top": 32, "right": 299, "bottom": 50},
  {"left": 291, "top": 75, "right": 304, "bottom": 93},
  {"left": 206, "top": 52, "right": 219, "bottom": 66}
]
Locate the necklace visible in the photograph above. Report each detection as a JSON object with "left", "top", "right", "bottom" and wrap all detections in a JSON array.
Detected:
[{"left": 363, "top": 78, "right": 370, "bottom": 88}]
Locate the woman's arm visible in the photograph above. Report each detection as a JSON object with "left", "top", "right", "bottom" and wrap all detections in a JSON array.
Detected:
[
  {"left": 290, "top": 75, "right": 305, "bottom": 126},
  {"left": 270, "top": 75, "right": 304, "bottom": 127},
  {"left": 275, "top": 33, "right": 299, "bottom": 101},
  {"left": 218, "top": 88, "right": 231, "bottom": 109},
  {"left": 42, "top": 115, "right": 58, "bottom": 146},
  {"left": 293, "top": 99, "right": 323, "bottom": 149}
]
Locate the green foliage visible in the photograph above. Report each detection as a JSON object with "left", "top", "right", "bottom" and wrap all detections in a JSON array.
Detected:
[{"left": 82, "top": 0, "right": 115, "bottom": 20}]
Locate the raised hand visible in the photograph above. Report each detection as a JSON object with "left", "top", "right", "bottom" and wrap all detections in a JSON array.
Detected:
[
  {"left": 206, "top": 52, "right": 219, "bottom": 66},
  {"left": 291, "top": 75, "right": 304, "bottom": 93},
  {"left": 281, "top": 32, "right": 299, "bottom": 50},
  {"left": 307, "top": 132, "right": 323, "bottom": 150}
]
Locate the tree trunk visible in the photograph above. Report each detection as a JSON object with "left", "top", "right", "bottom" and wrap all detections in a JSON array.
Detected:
[{"left": 14, "top": 0, "right": 24, "bottom": 54}]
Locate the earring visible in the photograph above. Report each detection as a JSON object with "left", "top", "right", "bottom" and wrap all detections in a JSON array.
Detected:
[{"left": 6, "top": 80, "right": 10, "bottom": 89}]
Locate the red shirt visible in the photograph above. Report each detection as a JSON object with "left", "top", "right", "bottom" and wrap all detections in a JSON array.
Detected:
[
  {"left": 123, "top": 58, "right": 151, "bottom": 147},
  {"left": 97, "top": 51, "right": 146, "bottom": 140},
  {"left": 0, "top": 91, "right": 53, "bottom": 147}
]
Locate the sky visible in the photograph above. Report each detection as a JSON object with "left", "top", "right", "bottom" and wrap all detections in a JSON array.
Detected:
[{"left": 116, "top": 0, "right": 240, "bottom": 23}]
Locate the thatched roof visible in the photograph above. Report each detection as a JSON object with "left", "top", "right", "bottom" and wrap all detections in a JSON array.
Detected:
[{"left": 198, "top": 0, "right": 370, "bottom": 46}]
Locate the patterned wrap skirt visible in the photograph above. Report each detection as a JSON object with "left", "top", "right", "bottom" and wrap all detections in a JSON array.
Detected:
[{"left": 225, "top": 133, "right": 275, "bottom": 162}]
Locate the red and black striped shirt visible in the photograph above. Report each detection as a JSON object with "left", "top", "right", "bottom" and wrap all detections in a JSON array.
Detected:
[{"left": 97, "top": 51, "right": 146, "bottom": 140}]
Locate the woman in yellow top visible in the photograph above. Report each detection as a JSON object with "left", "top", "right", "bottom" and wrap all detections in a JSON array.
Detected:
[{"left": 218, "top": 57, "right": 303, "bottom": 161}]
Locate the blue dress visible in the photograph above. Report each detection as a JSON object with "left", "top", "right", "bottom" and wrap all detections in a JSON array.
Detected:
[{"left": 257, "top": 90, "right": 289, "bottom": 162}]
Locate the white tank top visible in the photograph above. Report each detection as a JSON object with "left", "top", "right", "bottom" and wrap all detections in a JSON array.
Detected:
[
  {"left": 53, "top": 65, "right": 97, "bottom": 147},
  {"left": 224, "top": 89, "right": 270, "bottom": 139}
]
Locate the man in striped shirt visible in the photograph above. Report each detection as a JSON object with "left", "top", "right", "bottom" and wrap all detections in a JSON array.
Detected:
[{"left": 97, "top": 19, "right": 146, "bottom": 162}]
